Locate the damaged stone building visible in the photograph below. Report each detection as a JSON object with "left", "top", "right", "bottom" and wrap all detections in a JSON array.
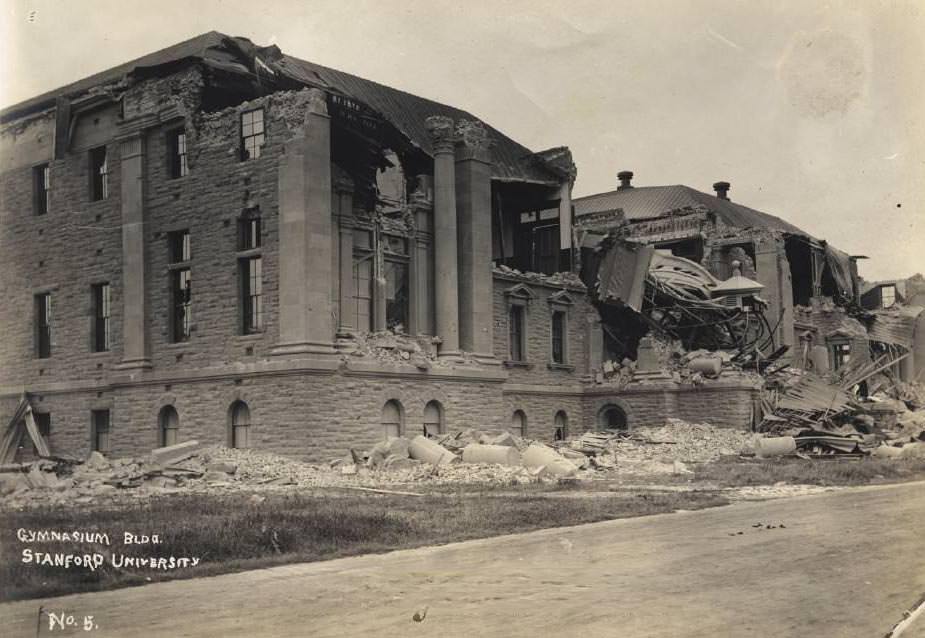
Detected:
[
  {"left": 3, "top": 33, "right": 921, "bottom": 464},
  {"left": 571, "top": 172, "right": 925, "bottom": 411},
  {"left": 0, "top": 32, "right": 593, "bottom": 462}
]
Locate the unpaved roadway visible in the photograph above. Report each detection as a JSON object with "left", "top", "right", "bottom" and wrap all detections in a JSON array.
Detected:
[{"left": 3, "top": 481, "right": 924, "bottom": 637}]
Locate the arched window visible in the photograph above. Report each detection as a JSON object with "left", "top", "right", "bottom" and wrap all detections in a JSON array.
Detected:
[
  {"left": 158, "top": 405, "right": 179, "bottom": 447},
  {"left": 554, "top": 410, "right": 568, "bottom": 441},
  {"left": 597, "top": 404, "right": 628, "bottom": 431},
  {"left": 423, "top": 400, "right": 443, "bottom": 438},
  {"left": 230, "top": 401, "right": 251, "bottom": 449},
  {"left": 511, "top": 410, "right": 527, "bottom": 438},
  {"left": 382, "top": 400, "right": 403, "bottom": 439}
]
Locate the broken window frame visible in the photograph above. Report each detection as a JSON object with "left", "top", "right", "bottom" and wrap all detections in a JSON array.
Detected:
[
  {"left": 828, "top": 338, "right": 852, "bottom": 371},
  {"left": 166, "top": 128, "right": 189, "bottom": 179},
  {"left": 35, "top": 292, "right": 52, "bottom": 359},
  {"left": 89, "top": 146, "right": 109, "bottom": 201},
  {"left": 383, "top": 234, "right": 410, "bottom": 333},
  {"left": 167, "top": 230, "right": 192, "bottom": 343},
  {"left": 350, "top": 225, "right": 411, "bottom": 334},
  {"left": 91, "top": 282, "right": 111, "bottom": 352},
  {"left": 33, "top": 163, "right": 50, "bottom": 215},
  {"left": 91, "top": 409, "right": 111, "bottom": 454},
  {"left": 240, "top": 108, "right": 266, "bottom": 161},
  {"left": 880, "top": 285, "right": 896, "bottom": 309}
]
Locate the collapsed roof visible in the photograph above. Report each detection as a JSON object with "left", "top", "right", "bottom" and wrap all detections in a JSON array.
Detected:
[
  {"left": 1, "top": 31, "right": 564, "bottom": 185},
  {"left": 573, "top": 184, "right": 808, "bottom": 235}
]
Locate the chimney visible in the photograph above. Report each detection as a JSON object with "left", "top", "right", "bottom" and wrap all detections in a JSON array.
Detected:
[
  {"left": 713, "top": 181, "right": 730, "bottom": 200},
  {"left": 617, "top": 170, "right": 634, "bottom": 191}
]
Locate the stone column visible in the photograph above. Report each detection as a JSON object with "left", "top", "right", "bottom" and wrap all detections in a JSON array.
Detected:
[
  {"left": 558, "top": 180, "right": 572, "bottom": 257},
  {"left": 273, "top": 88, "right": 336, "bottom": 356},
  {"left": 409, "top": 175, "right": 434, "bottom": 336},
  {"left": 425, "top": 116, "right": 460, "bottom": 357},
  {"left": 587, "top": 316, "right": 603, "bottom": 373},
  {"left": 454, "top": 119, "right": 495, "bottom": 361},
  {"left": 116, "top": 133, "right": 151, "bottom": 370}
]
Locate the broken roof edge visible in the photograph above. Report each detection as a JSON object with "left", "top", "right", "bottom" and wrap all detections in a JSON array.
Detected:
[{"left": 2, "top": 31, "right": 563, "bottom": 186}]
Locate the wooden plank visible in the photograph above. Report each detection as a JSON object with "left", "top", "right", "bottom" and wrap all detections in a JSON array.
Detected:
[
  {"left": 23, "top": 407, "right": 50, "bottom": 458},
  {"left": 0, "top": 397, "right": 30, "bottom": 464}
]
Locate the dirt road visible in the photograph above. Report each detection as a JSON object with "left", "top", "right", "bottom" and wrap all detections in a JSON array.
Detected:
[{"left": 3, "top": 482, "right": 924, "bottom": 637}]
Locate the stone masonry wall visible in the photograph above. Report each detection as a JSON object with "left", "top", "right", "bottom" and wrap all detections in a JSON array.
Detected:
[{"left": 492, "top": 275, "right": 593, "bottom": 383}]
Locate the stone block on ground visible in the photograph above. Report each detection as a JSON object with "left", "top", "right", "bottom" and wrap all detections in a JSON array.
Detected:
[
  {"left": 461, "top": 444, "right": 522, "bottom": 466},
  {"left": 408, "top": 435, "right": 457, "bottom": 465},
  {"left": 206, "top": 462, "right": 238, "bottom": 475},
  {"left": 150, "top": 440, "right": 201, "bottom": 467}
]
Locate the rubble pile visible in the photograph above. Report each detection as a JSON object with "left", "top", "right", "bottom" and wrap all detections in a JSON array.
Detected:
[
  {"left": 1, "top": 418, "right": 763, "bottom": 509},
  {"left": 340, "top": 331, "right": 481, "bottom": 368},
  {"left": 493, "top": 264, "right": 585, "bottom": 289}
]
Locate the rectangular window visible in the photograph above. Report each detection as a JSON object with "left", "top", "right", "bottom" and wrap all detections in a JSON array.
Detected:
[
  {"left": 240, "top": 256, "right": 263, "bottom": 334},
  {"left": 532, "top": 224, "right": 559, "bottom": 275},
  {"left": 92, "top": 283, "right": 111, "bottom": 352},
  {"left": 509, "top": 305, "right": 525, "bottom": 362},
  {"left": 831, "top": 341, "right": 851, "bottom": 370},
  {"left": 171, "top": 269, "right": 192, "bottom": 342},
  {"left": 32, "top": 412, "right": 51, "bottom": 455},
  {"left": 238, "top": 216, "right": 261, "bottom": 250},
  {"left": 240, "top": 109, "right": 265, "bottom": 160},
  {"left": 881, "top": 285, "right": 896, "bottom": 308},
  {"left": 168, "top": 230, "right": 191, "bottom": 263},
  {"left": 168, "top": 230, "right": 192, "bottom": 342},
  {"left": 167, "top": 129, "right": 188, "bottom": 178},
  {"left": 35, "top": 293, "right": 51, "bottom": 358},
  {"left": 89, "top": 146, "right": 108, "bottom": 201},
  {"left": 91, "top": 409, "right": 110, "bottom": 454},
  {"left": 551, "top": 311, "right": 566, "bottom": 364},
  {"left": 353, "top": 229, "right": 374, "bottom": 332},
  {"left": 384, "top": 259, "right": 409, "bottom": 332},
  {"left": 34, "top": 164, "right": 50, "bottom": 215}
]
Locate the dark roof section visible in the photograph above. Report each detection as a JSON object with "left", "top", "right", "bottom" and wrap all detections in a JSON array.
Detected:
[
  {"left": 1, "top": 31, "right": 230, "bottom": 122},
  {"left": 277, "top": 56, "right": 555, "bottom": 184},
  {"left": 1, "top": 32, "right": 558, "bottom": 185},
  {"left": 573, "top": 185, "right": 809, "bottom": 236}
]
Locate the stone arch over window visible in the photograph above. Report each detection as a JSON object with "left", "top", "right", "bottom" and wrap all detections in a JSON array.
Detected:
[
  {"left": 382, "top": 399, "right": 404, "bottom": 439},
  {"left": 597, "top": 403, "right": 628, "bottom": 431},
  {"left": 511, "top": 409, "right": 527, "bottom": 437},
  {"left": 158, "top": 405, "right": 179, "bottom": 447},
  {"left": 554, "top": 410, "right": 569, "bottom": 441},
  {"left": 229, "top": 400, "right": 251, "bottom": 449},
  {"left": 423, "top": 400, "right": 444, "bottom": 438}
]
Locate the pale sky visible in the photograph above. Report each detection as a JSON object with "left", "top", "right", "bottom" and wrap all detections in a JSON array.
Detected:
[{"left": 2, "top": 0, "right": 922, "bottom": 281}]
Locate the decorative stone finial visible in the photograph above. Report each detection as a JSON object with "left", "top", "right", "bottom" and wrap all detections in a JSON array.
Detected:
[
  {"left": 425, "top": 115, "right": 456, "bottom": 154},
  {"left": 454, "top": 119, "right": 493, "bottom": 162},
  {"left": 732, "top": 259, "right": 742, "bottom": 277}
]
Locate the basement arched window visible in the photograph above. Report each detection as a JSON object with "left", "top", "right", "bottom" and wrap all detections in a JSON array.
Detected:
[
  {"left": 511, "top": 410, "right": 527, "bottom": 438},
  {"left": 230, "top": 401, "right": 251, "bottom": 449},
  {"left": 382, "top": 400, "right": 403, "bottom": 439},
  {"left": 423, "top": 400, "right": 443, "bottom": 438},
  {"left": 158, "top": 405, "right": 179, "bottom": 447}
]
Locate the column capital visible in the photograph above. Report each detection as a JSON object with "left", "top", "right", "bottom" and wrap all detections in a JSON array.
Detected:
[
  {"left": 425, "top": 115, "right": 456, "bottom": 154},
  {"left": 454, "top": 119, "right": 493, "bottom": 163}
]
